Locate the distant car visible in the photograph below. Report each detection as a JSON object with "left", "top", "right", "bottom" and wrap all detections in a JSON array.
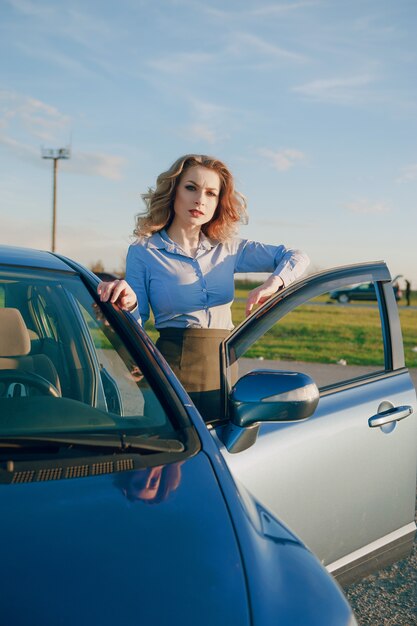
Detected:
[{"left": 329, "top": 279, "right": 402, "bottom": 303}]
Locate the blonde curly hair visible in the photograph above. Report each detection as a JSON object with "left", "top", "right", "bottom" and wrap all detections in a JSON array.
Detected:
[{"left": 134, "top": 154, "right": 247, "bottom": 242}]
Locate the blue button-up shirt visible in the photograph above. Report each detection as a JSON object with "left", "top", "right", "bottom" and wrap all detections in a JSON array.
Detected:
[{"left": 126, "top": 229, "right": 309, "bottom": 330}]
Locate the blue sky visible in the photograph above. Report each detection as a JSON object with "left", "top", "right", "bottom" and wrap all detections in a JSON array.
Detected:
[{"left": 1, "top": 0, "right": 416, "bottom": 285}]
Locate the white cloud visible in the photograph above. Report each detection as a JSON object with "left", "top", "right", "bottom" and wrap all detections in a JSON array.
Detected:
[
  {"left": 146, "top": 32, "right": 307, "bottom": 79},
  {"left": 0, "top": 90, "right": 70, "bottom": 143},
  {"left": 179, "top": 98, "right": 236, "bottom": 146},
  {"left": 6, "top": 0, "right": 52, "bottom": 18},
  {"left": 186, "top": 124, "right": 218, "bottom": 145},
  {"left": 258, "top": 148, "right": 306, "bottom": 171},
  {"left": 228, "top": 32, "right": 308, "bottom": 64},
  {"left": 292, "top": 74, "right": 376, "bottom": 104},
  {"left": 0, "top": 134, "right": 125, "bottom": 180},
  {"left": 7, "top": 0, "right": 113, "bottom": 47},
  {"left": 64, "top": 152, "right": 126, "bottom": 181},
  {"left": 189, "top": 98, "right": 232, "bottom": 121},
  {"left": 0, "top": 134, "right": 40, "bottom": 165},
  {"left": 15, "top": 41, "right": 99, "bottom": 81},
  {"left": 345, "top": 199, "right": 391, "bottom": 214},
  {"left": 352, "top": 14, "right": 396, "bottom": 37},
  {"left": 0, "top": 90, "right": 125, "bottom": 180},
  {"left": 147, "top": 52, "right": 214, "bottom": 74},
  {"left": 396, "top": 163, "right": 417, "bottom": 183},
  {"left": 249, "top": 1, "right": 320, "bottom": 17},
  {"left": 21, "top": 98, "right": 70, "bottom": 142},
  {"left": 189, "top": 1, "right": 319, "bottom": 20},
  {"left": 6, "top": 2, "right": 121, "bottom": 84}
]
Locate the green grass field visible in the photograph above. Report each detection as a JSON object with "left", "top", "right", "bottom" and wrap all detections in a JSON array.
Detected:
[
  {"left": 231, "top": 298, "right": 417, "bottom": 368},
  {"left": 145, "top": 284, "right": 417, "bottom": 369}
]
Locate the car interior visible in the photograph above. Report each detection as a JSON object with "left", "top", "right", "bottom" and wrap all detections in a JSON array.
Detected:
[
  {"left": 0, "top": 307, "right": 62, "bottom": 397},
  {"left": 0, "top": 269, "right": 172, "bottom": 437}
]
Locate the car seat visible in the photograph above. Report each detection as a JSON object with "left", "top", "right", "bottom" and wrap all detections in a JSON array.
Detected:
[{"left": 0, "top": 308, "right": 61, "bottom": 396}]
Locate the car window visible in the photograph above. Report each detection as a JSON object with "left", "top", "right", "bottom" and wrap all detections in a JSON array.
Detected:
[
  {"left": 0, "top": 268, "right": 176, "bottom": 439},
  {"left": 233, "top": 280, "right": 386, "bottom": 390}
]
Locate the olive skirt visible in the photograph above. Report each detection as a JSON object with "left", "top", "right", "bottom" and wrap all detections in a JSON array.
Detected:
[{"left": 156, "top": 328, "right": 230, "bottom": 422}]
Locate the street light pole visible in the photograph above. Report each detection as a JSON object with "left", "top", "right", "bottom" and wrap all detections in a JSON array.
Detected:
[{"left": 41, "top": 147, "right": 71, "bottom": 252}]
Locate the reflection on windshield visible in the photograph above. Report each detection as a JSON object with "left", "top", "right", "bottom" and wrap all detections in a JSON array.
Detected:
[{"left": 115, "top": 462, "right": 183, "bottom": 504}]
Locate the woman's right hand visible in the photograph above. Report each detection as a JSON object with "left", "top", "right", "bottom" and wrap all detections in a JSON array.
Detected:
[{"left": 97, "top": 279, "right": 138, "bottom": 311}]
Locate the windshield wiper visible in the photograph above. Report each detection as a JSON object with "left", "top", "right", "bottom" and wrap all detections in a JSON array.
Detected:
[
  {"left": 0, "top": 433, "right": 184, "bottom": 453},
  {"left": 120, "top": 433, "right": 184, "bottom": 452}
]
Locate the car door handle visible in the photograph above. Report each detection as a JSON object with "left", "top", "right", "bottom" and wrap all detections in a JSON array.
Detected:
[{"left": 368, "top": 405, "right": 413, "bottom": 428}]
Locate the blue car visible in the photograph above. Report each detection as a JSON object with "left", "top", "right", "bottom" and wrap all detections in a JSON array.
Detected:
[{"left": 1, "top": 246, "right": 416, "bottom": 625}]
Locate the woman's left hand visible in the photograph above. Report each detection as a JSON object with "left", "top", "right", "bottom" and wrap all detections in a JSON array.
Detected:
[
  {"left": 245, "top": 275, "right": 284, "bottom": 316},
  {"left": 97, "top": 279, "right": 138, "bottom": 311}
]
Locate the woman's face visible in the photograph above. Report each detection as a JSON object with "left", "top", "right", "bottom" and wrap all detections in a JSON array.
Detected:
[
  {"left": 125, "top": 466, "right": 163, "bottom": 501},
  {"left": 172, "top": 165, "right": 221, "bottom": 229}
]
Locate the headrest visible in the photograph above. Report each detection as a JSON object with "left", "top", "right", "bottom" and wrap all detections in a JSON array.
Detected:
[{"left": 0, "top": 308, "right": 31, "bottom": 357}]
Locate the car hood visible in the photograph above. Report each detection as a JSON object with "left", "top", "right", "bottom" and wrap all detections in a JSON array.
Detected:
[{"left": 0, "top": 452, "right": 250, "bottom": 626}]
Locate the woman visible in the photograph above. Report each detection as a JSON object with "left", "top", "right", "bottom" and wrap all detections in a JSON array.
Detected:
[
  {"left": 115, "top": 464, "right": 183, "bottom": 504},
  {"left": 98, "top": 154, "right": 309, "bottom": 420}
]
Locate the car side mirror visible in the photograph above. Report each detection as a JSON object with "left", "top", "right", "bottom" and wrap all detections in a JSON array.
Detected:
[
  {"left": 229, "top": 370, "right": 319, "bottom": 428},
  {"left": 221, "top": 370, "right": 319, "bottom": 454}
]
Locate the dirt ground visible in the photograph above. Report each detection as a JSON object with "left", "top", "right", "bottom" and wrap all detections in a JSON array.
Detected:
[{"left": 344, "top": 485, "right": 417, "bottom": 626}]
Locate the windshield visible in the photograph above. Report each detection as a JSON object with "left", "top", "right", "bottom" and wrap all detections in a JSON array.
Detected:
[{"left": 0, "top": 268, "right": 177, "bottom": 442}]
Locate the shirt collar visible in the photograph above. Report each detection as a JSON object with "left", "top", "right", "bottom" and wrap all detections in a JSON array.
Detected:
[{"left": 146, "top": 229, "right": 216, "bottom": 255}]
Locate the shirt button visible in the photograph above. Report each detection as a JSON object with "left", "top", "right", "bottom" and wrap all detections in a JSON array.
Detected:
[{"left": 202, "top": 288, "right": 207, "bottom": 293}]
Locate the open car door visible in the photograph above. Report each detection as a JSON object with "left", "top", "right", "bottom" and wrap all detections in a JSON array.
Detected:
[{"left": 213, "top": 261, "right": 417, "bottom": 586}]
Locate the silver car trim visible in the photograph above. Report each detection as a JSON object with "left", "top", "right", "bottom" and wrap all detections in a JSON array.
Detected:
[{"left": 327, "top": 521, "right": 416, "bottom": 575}]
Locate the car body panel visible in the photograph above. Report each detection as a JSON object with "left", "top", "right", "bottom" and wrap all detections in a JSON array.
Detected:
[
  {"left": 207, "top": 474, "right": 353, "bottom": 626},
  {"left": 216, "top": 261, "right": 417, "bottom": 583},
  {"left": 215, "top": 371, "right": 417, "bottom": 565},
  {"left": 0, "top": 453, "right": 250, "bottom": 626},
  {"left": 0, "top": 244, "right": 73, "bottom": 273}
]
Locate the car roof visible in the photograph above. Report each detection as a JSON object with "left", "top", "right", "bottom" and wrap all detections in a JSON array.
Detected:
[{"left": 0, "top": 245, "right": 76, "bottom": 273}]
